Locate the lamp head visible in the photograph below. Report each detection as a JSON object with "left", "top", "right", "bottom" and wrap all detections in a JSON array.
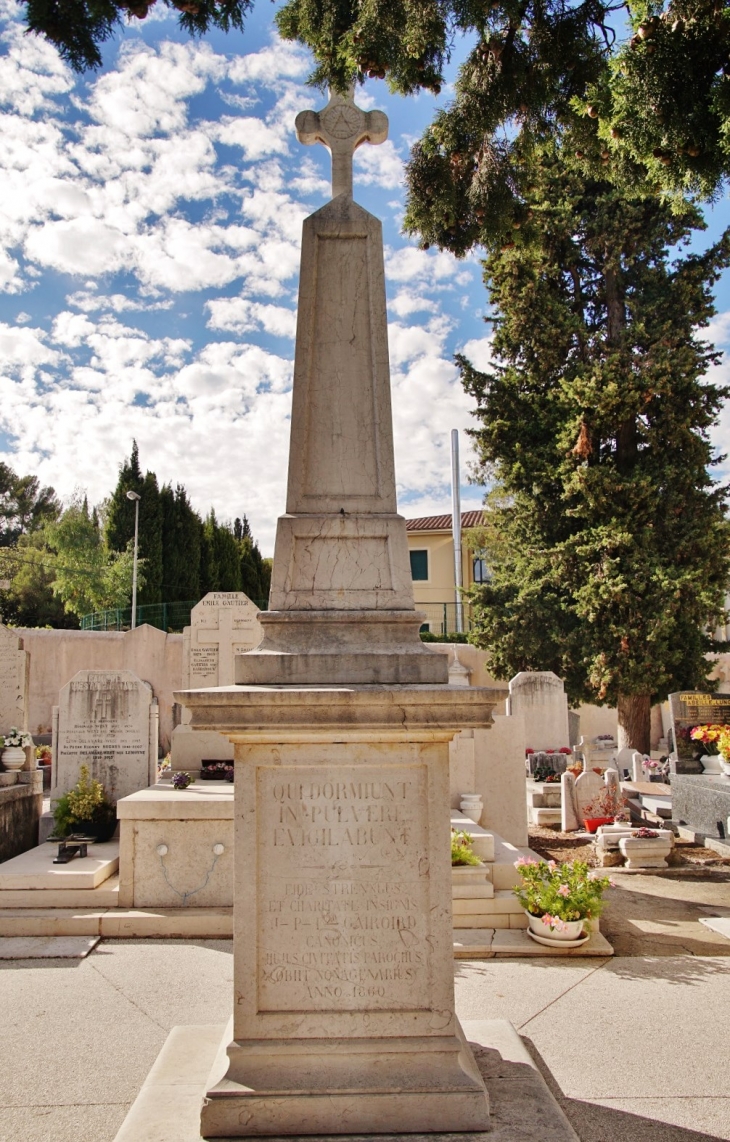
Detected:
[{"left": 126, "top": 490, "right": 141, "bottom": 502}]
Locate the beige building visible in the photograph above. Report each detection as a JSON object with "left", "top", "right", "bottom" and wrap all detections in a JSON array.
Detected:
[{"left": 405, "top": 511, "right": 486, "bottom": 634}]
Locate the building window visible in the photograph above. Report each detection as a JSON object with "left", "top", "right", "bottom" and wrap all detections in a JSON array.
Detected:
[
  {"left": 472, "top": 555, "right": 490, "bottom": 584},
  {"left": 410, "top": 549, "right": 429, "bottom": 581}
]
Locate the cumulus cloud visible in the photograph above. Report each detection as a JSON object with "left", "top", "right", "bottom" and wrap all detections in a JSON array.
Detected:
[{"left": 0, "top": 11, "right": 486, "bottom": 551}]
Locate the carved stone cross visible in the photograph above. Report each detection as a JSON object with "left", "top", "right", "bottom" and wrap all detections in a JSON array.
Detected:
[{"left": 295, "top": 88, "right": 388, "bottom": 200}]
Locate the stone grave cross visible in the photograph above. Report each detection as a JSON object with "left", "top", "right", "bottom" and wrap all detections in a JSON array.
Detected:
[
  {"left": 295, "top": 87, "right": 388, "bottom": 199},
  {"left": 190, "top": 595, "right": 262, "bottom": 687}
]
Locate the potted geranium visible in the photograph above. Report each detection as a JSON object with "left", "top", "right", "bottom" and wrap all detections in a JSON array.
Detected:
[
  {"left": 0, "top": 727, "right": 33, "bottom": 771},
  {"left": 513, "top": 857, "right": 612, "bottom": 944}
]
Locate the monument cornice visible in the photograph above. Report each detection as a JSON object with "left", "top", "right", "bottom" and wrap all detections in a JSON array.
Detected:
[{"left": 175, "top": 683, "right": 504, "bottom": 737}]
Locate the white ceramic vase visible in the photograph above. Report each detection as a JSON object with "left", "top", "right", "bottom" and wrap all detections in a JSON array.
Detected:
[
  {"left": 720, "top": 758, "right": 730, "bottom": 777},
  {"left": 1, "top": 746, "right": 26, "bottom": 772},
  {"left": 701, "top": 754, "right": 723, "bottom": 775},
  {"left": 526, "top": 912, "right": 585, "bottom": 942},
  {"left": 459, "top": 794, "right": 483, "bottom": 824}
]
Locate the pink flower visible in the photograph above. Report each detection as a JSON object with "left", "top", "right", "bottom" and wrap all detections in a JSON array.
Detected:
[
  {"left": 515, "top": 857, "right": 538, "bottom": 868},
  {"left": 548, "top": 860, "right": 557, "bottom": 870},
  {"left": 541, "top": 913, "right": 554, "bottom": 926},
  {"left": 558, "top": 884, "right": 570, "bottom": 897}
]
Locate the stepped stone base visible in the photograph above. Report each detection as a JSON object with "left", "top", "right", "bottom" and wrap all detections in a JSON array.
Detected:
[{"left": 113, "top": 1019, "right": 580, "bottom": 1142}]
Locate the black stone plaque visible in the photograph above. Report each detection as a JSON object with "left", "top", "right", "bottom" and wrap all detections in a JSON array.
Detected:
[{"left": 668, "top": 692, "right": 730, "bottom": 775}]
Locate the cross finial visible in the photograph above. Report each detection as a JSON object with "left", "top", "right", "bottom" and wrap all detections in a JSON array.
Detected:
[{"left": 295, "top": 87, "right": 388, "bottom": 200}]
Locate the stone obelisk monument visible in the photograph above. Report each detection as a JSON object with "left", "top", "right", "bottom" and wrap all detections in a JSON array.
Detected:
[{"left": 179, "top": 89, "right": 496, "bottom": 1138}]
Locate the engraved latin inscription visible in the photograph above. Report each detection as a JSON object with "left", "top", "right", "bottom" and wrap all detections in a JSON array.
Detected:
[{"left": 257, "top": 765, "right": 430, "bottom": 1012}]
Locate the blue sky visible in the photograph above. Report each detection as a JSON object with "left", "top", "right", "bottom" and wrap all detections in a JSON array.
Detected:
[{"left": 1, "top": 0, "right": 729, "bottom": 555}]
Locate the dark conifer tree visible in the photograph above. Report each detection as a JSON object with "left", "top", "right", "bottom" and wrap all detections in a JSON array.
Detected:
[
  {"left": 463, "top": 141, "right": 730, "bottom": 751},
  {"left": 105, "top": 442, "right": 163, "bottom": 606}
]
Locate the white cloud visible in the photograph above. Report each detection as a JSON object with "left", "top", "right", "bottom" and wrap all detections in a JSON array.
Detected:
[
  {"left": 206, "top": 297, "right": 296, "bottom": 338},
  {"left": 385, "top": 244, "right": 472, "bottom": 286},
  {"left": 0, "top": 14, "right": 487, "bottom": 555},
  {"left": 354, "top": 139, "right": 404, "bottom": 189},
  {"left": 459, "top": 335, "right": 494, "bottom": 372}
]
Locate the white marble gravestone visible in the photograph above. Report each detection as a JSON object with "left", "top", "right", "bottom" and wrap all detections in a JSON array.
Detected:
[
  {"left": 0, "top": 623, "right": 31, "bottom": 776},
  {"left": 171, "top": 592, "right": 263, "bottom": 769},
  {"left": 507, "top": 671, "right": 570, "bottom": 751},
  {"left": 52, "top": 670, "right": 158, "bottom": 803},
  {"left": 573, "top": 769, "right": 605, "bottom": 824},
  {"left": 176, "top": 89, "right": 494, "bottom": 1138}
]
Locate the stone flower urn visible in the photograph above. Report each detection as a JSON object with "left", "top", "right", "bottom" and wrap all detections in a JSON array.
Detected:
[
  {"left": 459, "top": 793, "right": 483, "bottom": 824},
  {"left": 619, "top": 834, "right": 672, "bottom": 869},
  {"left": 1, "top": 746, "right": 26, "bottom": 772}
]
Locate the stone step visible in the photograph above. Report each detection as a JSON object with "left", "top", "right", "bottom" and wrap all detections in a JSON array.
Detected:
[
  {"left": 452, "top": 891, "right": 528, "bottom": 929},
  {"left": 453, "top": 927, "right": 613, "bottom": 958},
  {"left": 451, "top": 864, "right": 492, "bottom": 885},
  {"left": 452, "top": 883, "right": 494, "bottom": 900},
  {"left": 0, "top": 907, "right": 233, "bottom": 939},
  {"left": 450, "top": 811, "right": 495, "bottom": 862},
  {"left": 453, "top": 897, "right": 503, "bottom": 916},
  {"left": 528, "top": 808, "right": 562, "bottom": 826},
  {"left": 0, "top": 874, "right": 120, "bottom": 910},
  {"left": 0, "top": 840, "right": 119, "bottom": 891}
]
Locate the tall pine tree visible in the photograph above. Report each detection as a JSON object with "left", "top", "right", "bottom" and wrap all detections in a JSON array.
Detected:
[
  {"left": 462, "top": 142, "right": 730, "bottom": 751},
  {"left": 105, "top": 442, "right": 163, "bottom": 605}
]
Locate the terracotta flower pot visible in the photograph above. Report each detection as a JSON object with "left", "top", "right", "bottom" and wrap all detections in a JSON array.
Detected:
[{"left": 583, "top": 816, "right": 613, "bottom": 834}]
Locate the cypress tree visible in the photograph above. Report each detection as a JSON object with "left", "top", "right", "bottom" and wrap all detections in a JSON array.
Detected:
[
  {"left": 160, "top": 484, "right": 202, "bottom": 602},
  {"left": 201, "top": 511, "right": 242, "bottom": 594},
  {"left": 105, "top": 442, "right": 163, "bottom": 607},
  {"left": 463, "top": 142, "right": 730, "bottom": 751}
]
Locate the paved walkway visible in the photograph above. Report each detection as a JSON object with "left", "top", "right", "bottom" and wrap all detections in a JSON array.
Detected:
[{"left": 1, "top": 872, "right": 729, "bottom": 1141}]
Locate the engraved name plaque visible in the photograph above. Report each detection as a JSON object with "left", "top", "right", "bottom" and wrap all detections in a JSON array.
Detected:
[{"left": 257, "top": 763, "right": 429, "bottom": 1013}]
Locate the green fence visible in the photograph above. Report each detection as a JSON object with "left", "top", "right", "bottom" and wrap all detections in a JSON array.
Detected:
[
  {"left": 80, "top": 599, "right": 269, "bottom": 633},
  {"left": 81, "top": 598, "right": 469, "bottom": 636},
  {"left": 418, "top": 601, "right": 474, "bottom": 636}
]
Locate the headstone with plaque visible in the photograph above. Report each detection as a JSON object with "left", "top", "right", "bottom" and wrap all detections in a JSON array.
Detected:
[
  {"left": 668, "top": 691, "right": 730, "bottom": 775},
  {"left": 52, "top": 670, "right": 158, "bottom": 803},
  {"left": 170, "top": 592, "right": 263, "bottom": 770}
]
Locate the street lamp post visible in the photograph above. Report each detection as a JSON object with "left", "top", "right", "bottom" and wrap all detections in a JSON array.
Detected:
[{"left": 126, "top": 490, "right": 141, "bottom": 630}]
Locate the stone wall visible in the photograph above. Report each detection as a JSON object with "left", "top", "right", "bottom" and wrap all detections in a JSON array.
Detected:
[
  {"left": 0, "top": 779, "right": 43, "bottom": 862},
  {"left": 18, "top": 625, "right": 182, "bottom": 753}
]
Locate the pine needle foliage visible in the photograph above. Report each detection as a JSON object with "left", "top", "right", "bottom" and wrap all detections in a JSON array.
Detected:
[{"left": 462, "top": 141, "right": 730, "bottom": 747}]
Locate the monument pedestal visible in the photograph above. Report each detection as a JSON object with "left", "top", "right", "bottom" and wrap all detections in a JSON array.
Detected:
[
  {"left": 204, "top": 1026, "right": 489, "bottom": 1136},
  {"left": 176, "top": 685, "right": 495, "bottom": 1138}
]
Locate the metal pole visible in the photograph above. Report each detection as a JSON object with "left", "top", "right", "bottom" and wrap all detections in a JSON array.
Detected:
[
  {"left": 131, "top": 498, "right": 139, "bottom": 629},
  {"left": 450, "top": 429, "right": 464, "bottom": 634},
  {"left": 127, "top": 490, "right": 141, "bottom": 630}
]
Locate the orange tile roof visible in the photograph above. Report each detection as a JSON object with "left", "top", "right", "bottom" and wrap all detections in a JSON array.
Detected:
[{"left": 405, "top": 511, "right": 485, "bottom": 532}]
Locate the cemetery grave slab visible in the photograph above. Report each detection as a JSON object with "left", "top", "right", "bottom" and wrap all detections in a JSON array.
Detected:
[{"left": 0, "top": 839, "right": 118, "bottom": 890}]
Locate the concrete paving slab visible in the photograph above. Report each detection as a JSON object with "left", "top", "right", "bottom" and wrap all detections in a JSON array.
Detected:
[
  {"left": 699, "top": 916, "right": 730, "bottom": 940},
  {"left": 519, "top": 955, "right": 730, "bottom": 1100},
  {"left": 0, "top": 935, "right": 99, "bottom": 958},
  {"left": 0, "top": 1103, "right": 129, "bottom": 1142},
  {"left": 455, "top": 959, "right": 604, "bottom": 1030},
  {"left": 562, "top": 1097, "right": 730, "bottom": 1141}
]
